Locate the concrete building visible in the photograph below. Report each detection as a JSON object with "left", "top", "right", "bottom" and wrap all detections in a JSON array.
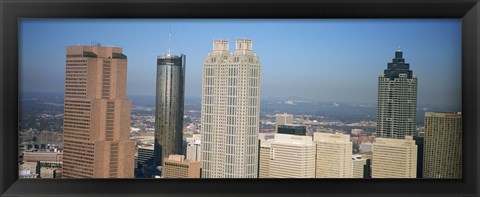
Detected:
[
  {"left": 372, "top": 136, "right": 417, "bottom": 178},
  {"left": 314, "top": 132, "right": 353, "bottom": 178},
  {"left": 154, "top": 52, "right": 186, "bottom": 168},
  {"left": 201, "top": 39, "right": 261, "bottom": 178},
  {"left": 360, "top": 142, "right": 373, "bottom": 153},
  {"left": 376, "top": 49, "right": 418, "bottom": 139},
  {"left": 275, "top": 113, "right": 294, "bottom": 131},
  {"left": 19, "top": 169, "right": 38, "bottom": 179},
  {"left": 162, "top": 155, "right": 200, "bottom": 178},
  {"left": 23, "top": 151, "right": 62, "bottom": 165},
  {"left": 40, "top": 167, "right": 57, "bottom": 178},
  {"left": 268, "top": 134, "right": 316, "bottom": 178},
  {"left": 423, "top": 112, "right": 462, "bottom": 178},
  {"left": 62, "top": 45, "right": 135, "bottom": 178},
  {"left": 186, "top": 139, "right": 201, "bottom": 162},
  {"left": 352, "top": 155, "right": 367, "bottom": 178},
  {"left": 258, "top": 133, "right": 275, "bottom": 141},
  {"left": 258, "top": 139, "right": 271, "bottom": 178}
]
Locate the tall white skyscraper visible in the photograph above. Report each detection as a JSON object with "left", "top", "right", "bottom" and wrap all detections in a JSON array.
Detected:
[
  {"left": 314, "top": 132, "right": 353, "bottom": 178},
  {"left": 376, "top": 49, "right": 418, "bottom": 139},
  {"left": 371, "top": 136, "right": 417, "bottom": 178},
  {"left": 201, "top": 39, "right": 261, "bottom": 178}
]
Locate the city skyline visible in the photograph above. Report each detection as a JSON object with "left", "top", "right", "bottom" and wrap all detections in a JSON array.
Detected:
[
  {"left": 20, "top": 19, "right": 461, "bottom": 108},
  {"left": 17, "top": 20, "right": 463, "bottom": 179}
]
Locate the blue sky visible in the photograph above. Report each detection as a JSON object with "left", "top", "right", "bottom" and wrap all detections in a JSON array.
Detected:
[{"left": 19, "top": 19, "right": 461, "bottom": 107}]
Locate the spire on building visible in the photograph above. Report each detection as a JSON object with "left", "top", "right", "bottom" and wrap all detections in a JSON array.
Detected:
[{"left": 168, "top": 25, "right": 172, "bottom": 56}]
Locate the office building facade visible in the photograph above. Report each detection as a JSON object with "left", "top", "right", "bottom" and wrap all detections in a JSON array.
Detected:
[
  {"left": 268, "top": 134, "right": 316, "bottom": 178},
  {"left": 352, "top": 155, "right": 367, "bottom": 178},
  {"left": 314, "top": 132, "right": 353, "bottom": 178},
  {"left": 154, "top": 53, "right": 186, "bottom": 168},
  {"left": 376, "top": 49, "right": 418, "bottom": 139},
  {"left": 371, "top": 136, "right": 417, "bottom": 178},
  {"left": 163, "top": 155, "right": 200, "bottom": 178},
  {"left": 62, "top": 46, "right": 135, "bottom": 178},
  {"left": 423, "top": 112, "right": 462, "bottom": 178},
  {"left": 275, "top": 113, "right": 294, "bottom": 131},
  {"left": 201, "top": 39, "right": 261, "bottom": 178},
  {"left": 258, "top": 139, "right": 271, "bottom": 178}
]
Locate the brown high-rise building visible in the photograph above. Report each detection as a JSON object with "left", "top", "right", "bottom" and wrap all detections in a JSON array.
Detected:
[
  {"left": 62, "top": 45, "right": 135, "bottom": 178},
  {"left": 162, "top": 155, "right": 200, "bottom": 178}
]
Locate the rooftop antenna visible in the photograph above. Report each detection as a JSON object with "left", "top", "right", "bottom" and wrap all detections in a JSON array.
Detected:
[{"left": 168, "top": 25, "right": 172, "bottom": 55}]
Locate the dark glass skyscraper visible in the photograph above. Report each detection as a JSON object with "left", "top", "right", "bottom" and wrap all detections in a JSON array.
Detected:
[
  {"left": 376, "top": 49, "right": 418, "bottom": 139},
  {"left": 154, "top": 53, "right": 186, "bottom": 169}
]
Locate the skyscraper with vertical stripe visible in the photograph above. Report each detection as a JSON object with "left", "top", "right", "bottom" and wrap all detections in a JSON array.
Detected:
[
  {"left": 153, "top": 52, "right": 186, "bottom": 169},
  {"left": 201, "top": 39, "right": 261, "bottom": 178},
  {"left": 62, "top": 45, "right": 135, "bottom": 178},
  {"left": 376, "top": 49, "right": 418, "bottom": 139}
]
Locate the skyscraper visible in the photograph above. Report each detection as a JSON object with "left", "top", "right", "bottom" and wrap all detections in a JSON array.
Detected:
[
  {"left": 201, "top": 39, "right": 261, "bottom": 178},
  {"left": 314, "top": 132, "right": 353, "bottom": 178},
  {"left": 371, "top": 136, "right": 417, "bottom": 178},
  {"left": 423, "top": 112, "right": 462, "bottom": 178},
  {"left": 62, "top": 45, "right": 135, "bottom": 178},
  {"left": 153, "top": 52, "right": 186, "bottom": 169},
  {"left": 376, "top": 49, "right": 418, "bottom": 139}
]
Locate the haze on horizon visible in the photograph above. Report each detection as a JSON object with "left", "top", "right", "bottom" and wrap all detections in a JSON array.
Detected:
[{"left": 19, "top": 19, "right": 461, "bottom": 108}]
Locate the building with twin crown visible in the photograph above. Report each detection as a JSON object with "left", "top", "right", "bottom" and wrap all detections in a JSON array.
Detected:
[
  {"left": 314, "top": 132, "right": 353, "bottom": 178},
  {"left": 376, "top": 49, "right": 418, "bottom": 139},
  {"left": 423, "top": 112, "right": 462, "bottom": 178},
  {"left": 62, "top": 45, "right": 135, "bottom": 178},
  {"left": 371, "top": 136, "right": 417, "bottom": 178},
  {"left": 201, "top": 39, "right": 261, "bottom": 178},
  {"left": 153, "top": 51, "right": 186, "bottom": 169}
]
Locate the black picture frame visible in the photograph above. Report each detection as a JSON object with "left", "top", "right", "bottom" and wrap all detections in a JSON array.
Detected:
[{"left": 1, "top": 0, "right": 479, "bottom": 196}]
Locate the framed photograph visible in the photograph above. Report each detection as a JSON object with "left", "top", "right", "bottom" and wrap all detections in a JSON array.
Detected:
[{"left": 1, "top": 0, "right": 479, "bottom": 196}]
